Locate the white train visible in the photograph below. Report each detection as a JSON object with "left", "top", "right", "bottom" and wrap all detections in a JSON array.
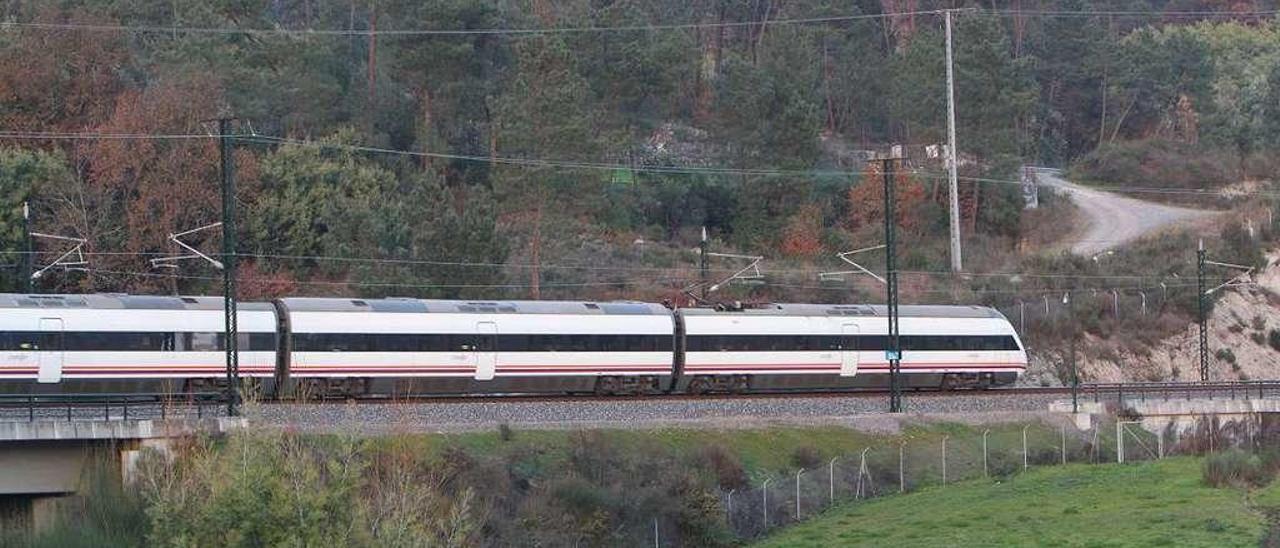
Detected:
[{"left": 0, "top": 294, "right": 1026, "bottom": 396}]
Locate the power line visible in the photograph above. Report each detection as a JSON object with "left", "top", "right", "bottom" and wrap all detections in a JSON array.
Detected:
[
  {"left": 990, "top": 9, "right": 1280, "bottom": 18},
  {"left": 3, "top": 8, "right": 1274, "bottom": 37},
  {"left": 1, "top": 130, "right": 1273, "bottom": 201},
  {"left": 0, "top": 10, "right": 960, "bottom": 37}
]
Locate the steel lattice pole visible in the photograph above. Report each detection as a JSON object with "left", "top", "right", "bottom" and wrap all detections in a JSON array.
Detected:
[
  {"left": 220, "top": 118, "right": 240, "bottom": 416},
  {"left": 883, "top": 155, "right": 902, "bottom": 413}
]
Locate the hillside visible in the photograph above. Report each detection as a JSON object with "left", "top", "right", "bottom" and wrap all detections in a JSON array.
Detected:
[
  {"left": 0, "top": 3, "right": 1279, "bottom": 385},
  {"left": 0, "top": 2, "right": 1277, "bottom": 308}
]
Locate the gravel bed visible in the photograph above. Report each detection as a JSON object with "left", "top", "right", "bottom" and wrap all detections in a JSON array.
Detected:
[{"left": 249, "top": 392, "right": 1068, "bottom": 434}]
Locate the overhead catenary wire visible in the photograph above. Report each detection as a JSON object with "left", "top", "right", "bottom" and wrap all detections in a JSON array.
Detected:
[
  {"left": 64, "top": 265, "right": 1222, "bottom": 296},
  {"left": 0, "top": 248, "right": 1220, "bottom": 282}
]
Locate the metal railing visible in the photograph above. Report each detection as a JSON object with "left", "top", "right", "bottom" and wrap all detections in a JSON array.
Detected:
[
  {"left": 0, "top": 392, "right": 225, "bottom": 422},
  {"left": 1083, "top": 380, "right": 1280, "bottom": 408}
]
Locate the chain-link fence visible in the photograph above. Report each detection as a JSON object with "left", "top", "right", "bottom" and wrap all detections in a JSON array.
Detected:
[{"left": 682, "top": 415, "right": 1272, "bottom": 544}]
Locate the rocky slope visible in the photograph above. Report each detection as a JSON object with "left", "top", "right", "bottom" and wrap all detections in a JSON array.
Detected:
[{"left": 1022, "top": 252, "right": 1280, "bottom": 385}]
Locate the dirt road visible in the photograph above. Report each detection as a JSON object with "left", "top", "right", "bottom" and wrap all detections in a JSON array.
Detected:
[{"left": 1035, "top": 168, "right": 1217, "bottom": 256}]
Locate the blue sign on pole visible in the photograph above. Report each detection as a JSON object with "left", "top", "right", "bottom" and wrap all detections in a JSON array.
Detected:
[{"left": 884, "top": 350, "right": 901, "bottom": 361}]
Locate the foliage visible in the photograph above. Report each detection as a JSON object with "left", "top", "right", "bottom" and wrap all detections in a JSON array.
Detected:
[
  {"left": 1070, "top": 139, "right": 1236, "bottom": 201},
  {"left": 1, "top": 2, "right": 1279, "bottom": 303},
  {"left": 0, "top": 148, "right": 74, "bottom": 291},
  {"left": 1202, "top": 450, "right": 1273, "bottom": 488}
]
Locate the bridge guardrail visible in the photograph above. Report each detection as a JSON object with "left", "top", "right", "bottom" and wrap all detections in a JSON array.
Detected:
[
  {"left": 1082, "top": 380, "right": 1280, "bottom": 408},
  {"left": 0, "top": 391, "right": 225, "bottom": 422}
]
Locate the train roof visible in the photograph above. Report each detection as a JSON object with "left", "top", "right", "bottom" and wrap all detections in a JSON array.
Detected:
[
  {"left": 277, "top": 297, "right": 672, "bottom": 316},
  {"left": 679, "top": 303, "right": 1006, "bottom": 319},
  {"left": 0, "top": 294, "right": 275, "bottom": 311}
]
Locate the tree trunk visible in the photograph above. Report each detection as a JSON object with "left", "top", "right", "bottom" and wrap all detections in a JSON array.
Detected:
[
  {"left": 823, "top": 40, "right": 836, "bottom": 133},
  {"left": 529, "top": 198, "right": 542, "bottom": 300},
  {"left": 367, "top": 0, "right": 377, "bottom": 100},
  {"left": 420, "top": 88, "right": 434, "bottom": 171}
]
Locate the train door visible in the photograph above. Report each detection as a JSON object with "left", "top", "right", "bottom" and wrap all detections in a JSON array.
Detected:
[
  {"left": 474, "top": 322, "right": 497, "bottom": 381},
  {"left": 37, "top": 318, "right": 63, "bottom": 383},
  {"left": 840, "top": 323, "right": 858, "bottom": 377}
]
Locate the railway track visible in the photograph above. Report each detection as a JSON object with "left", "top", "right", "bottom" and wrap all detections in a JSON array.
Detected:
[
  {"left": 252, "top": 380, "right": 1280, "bottom": 405},
  {"left": 2, "top": 381, "right": 1276, "bottom": 428}
]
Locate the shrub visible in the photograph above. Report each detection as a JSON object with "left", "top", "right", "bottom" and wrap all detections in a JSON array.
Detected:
[
  {"left": 1202, "top": 450, "right": 1273, "bottom": 488},
  {"left": 698, "top": 445, "right": 748, "bottom": 490},
  {"left": 1215, "top": 348, "right": 1236, "bottom": 364},
  {"left": 791, "top": 446, "right": 822, "bottom": 469},
  {"left": 1069, "top": 139, "right": 1236, "bottom": 207},
  {"left": 1269, "top": 329, "right": 1280, "bottom": 351},
  {"left": 1252, "top": 332, "right": 1266, "bottom": 346},
  {"left": 1253, "top": 315, "right": 1267, "bottom": 331}
]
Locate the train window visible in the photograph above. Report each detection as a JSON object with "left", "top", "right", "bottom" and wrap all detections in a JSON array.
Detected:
[{"left": 190, "top": 332, "right": 219, "bottom": 351}]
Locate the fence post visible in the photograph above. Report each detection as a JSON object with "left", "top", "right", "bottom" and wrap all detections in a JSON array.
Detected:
[
  {"left": 856, "top": 448, "right": 870, "bottom": 499},
  {"left": 1022, "top": 425, "right": 1030, "bottom": 471},
  {"left": 653, "top": 518, "right": 659, "bottom": 548},
  {"left": 1090, "top": 427, "right": 1099, "bottom": 463},
  {"left": 1060, "top": 424, "right": 1067, "bottom": 465},
  {"left": 1157, "top": 432, "right": 1165, "bottom": 459},
  {"left": 899, "top": 442, "right": 906, "bottom": 493},
  {"left": 795, "top": 468, "right": 804, "bottom": 520},
  {"left": 942, "top": 435, "right": 949, "bottom": 485},
  {"left": 726, "top": 489, "right": 734, "bottom": 520},
  {"left": 828, "top": 457, "right": 838, "bottom": 504},
  {"left": 982, "top": 429, "right": 991, "bottom": 478},
  {"left": 1117, "top": 421, "right": 1124, "bottom": 464},
  {"left": 762, "top": 479, "right": 771, "bottom": 528}
]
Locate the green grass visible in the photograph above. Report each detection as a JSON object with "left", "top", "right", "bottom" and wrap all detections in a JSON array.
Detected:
[
  {"left": 756, "top": 457, "right": 1263, "bottom": 548},
  {"left": 358, "top": 422, "right": 1063, "bottom": 479},
  {"left": 1251, "top": 477, "right": 1280, "bottom": 510}
]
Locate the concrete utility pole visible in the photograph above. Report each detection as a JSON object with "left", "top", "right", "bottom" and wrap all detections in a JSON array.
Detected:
[
  {"left": 21, "top": 201, "right": 32, "bottom": 293},
  {"left": 700, "top": 226, "right": 709, "bottom": 301},
  {"left": 1197, "top": 239, "right": 1208, "bottom": 382},
  {"left": 944, "top": 9, "right": 962, "bottom": 273}
]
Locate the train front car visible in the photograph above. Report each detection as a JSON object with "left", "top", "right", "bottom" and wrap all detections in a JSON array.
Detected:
[
  {"left": 0, "top": 294, "right": 279, "bottom": 394},
  {"left": 277, "top": 298, "right": 676, "bottom": 398},
  {"left": 676, "top": 304, "right": 1025, "bottom": 393}
]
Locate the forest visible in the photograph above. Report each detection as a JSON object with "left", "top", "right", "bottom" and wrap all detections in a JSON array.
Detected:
[{"left": 1, "top": 0, "right": 1279, "bottom": 309}]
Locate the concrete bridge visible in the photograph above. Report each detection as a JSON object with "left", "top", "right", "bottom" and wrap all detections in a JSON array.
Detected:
[{"left": 0, "top": 417, "right": 245, "bottom": 531}]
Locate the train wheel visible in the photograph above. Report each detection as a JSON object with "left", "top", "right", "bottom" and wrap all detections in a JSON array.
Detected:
[{"left": 731, "top": 376, "right": 750, "bottom": 394}]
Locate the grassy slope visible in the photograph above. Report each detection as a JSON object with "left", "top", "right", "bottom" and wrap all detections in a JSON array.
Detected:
[
  {"left": 360, "top": 423, "right": 1064, "bottom": 479},
  {"left": 1252, "top": 477, "right": 1280, "bottom": 509},
  {"left": 756, "top": 458, "right": 1263, "bottom": 548}
]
